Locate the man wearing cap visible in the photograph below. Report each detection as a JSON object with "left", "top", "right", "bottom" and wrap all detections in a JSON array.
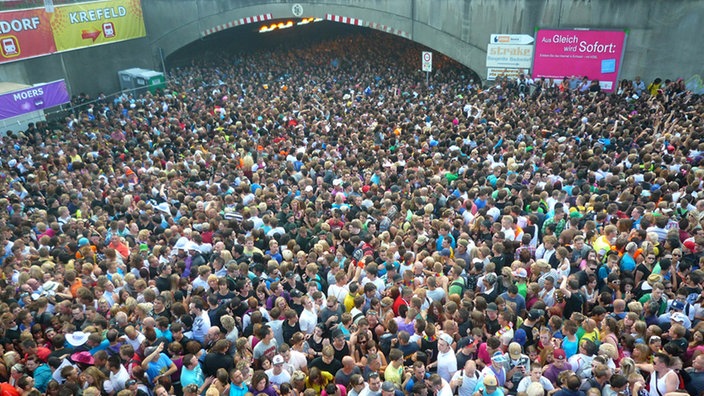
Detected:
[
  {"left": 502, "top": 342, "right": 529, "bottom": 393},
  {"left": 480, "top": 352, "right": 507, "bottom": 389},
  {"left": 432, "top": 333, "right": 457, "bottom": 383},
  {"left": 483, "top": 303, "right": 500, "bottom": 337},
  {"left": 472, "top": 373, "right": 504, "bottom": 396},
  {"left": 659, "top": 298, "right": 692, "bottom": 329},
  {"left": 266, "top": 355, "right": 292, "bottom": 387},
  {"left": 456, "top": 337, "right": 480, "bottom": 370},
  {"left": 542, "top": 349, "right": 571, "bottom": 386}
]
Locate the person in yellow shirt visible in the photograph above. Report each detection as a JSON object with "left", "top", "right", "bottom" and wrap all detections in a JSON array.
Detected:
[
  {"left": 305, "top": 367, "right": 334, "bottom": 394},
  {"left": 580, "top": 318, "right": 600, "bottom": 346},
  {"left": 647, "top": 78, "right": 662, "bottom": 96},
  {"left": 384, "top": 349, "right": 404, "bottom": 387},
  {"left": 592, "top": 225, "right": 617, "bottom": 261},
  {"left": 344, "top": 283, "right": 360, "bottom": 313}
]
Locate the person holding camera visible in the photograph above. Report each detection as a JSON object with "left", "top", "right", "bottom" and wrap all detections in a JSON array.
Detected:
[{"left": 502, "top": 343, "right": 529, "bottom": 394}]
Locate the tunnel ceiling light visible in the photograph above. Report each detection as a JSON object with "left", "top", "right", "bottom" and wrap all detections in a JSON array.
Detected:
[{"left": 260, "top": 18, "right": 321, "bottom": 33}]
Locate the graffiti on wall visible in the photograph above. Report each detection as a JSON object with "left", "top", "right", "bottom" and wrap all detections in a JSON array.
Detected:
[{"left": 685, "top": 74, "right": 704, "bottom": 95}]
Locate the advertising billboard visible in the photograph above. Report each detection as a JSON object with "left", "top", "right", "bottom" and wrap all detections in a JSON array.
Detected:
[
  {"left": 533, "top": 29, "right": 627, "bottom": 92},
  {"left": 486, "top": 44, "right": 533, "bottom": 69},
  {"left": 50, "top": 0, "right": 146, "bottom": 52},
  {"left": 0, "top": 0, "right": 145, "bottom": 64},
  {"left": 0, "top": 80, "right": 70, "bottom": 120},
  {"left": 0, "top": 8, "right": 55, "bottom": 63}
]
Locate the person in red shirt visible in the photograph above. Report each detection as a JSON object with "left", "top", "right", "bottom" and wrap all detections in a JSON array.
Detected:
[{"left": 392, "top": 287, "right": 412, "bottom": 317}]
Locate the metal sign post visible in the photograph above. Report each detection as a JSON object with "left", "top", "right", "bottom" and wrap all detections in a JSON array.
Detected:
[{"left": 422, "top": 51, "right": 432, "bottom": 85}]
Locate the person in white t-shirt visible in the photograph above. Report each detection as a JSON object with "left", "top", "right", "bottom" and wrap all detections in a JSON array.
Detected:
[
  {"left": 299, "top": 296, "right": 318, "bottom": 334},
  {"left": 433, "top": 333, "right": 457, "bottom": 382},
  {"left": 265, "top": 355, "right": 292, "bottom": 387}
]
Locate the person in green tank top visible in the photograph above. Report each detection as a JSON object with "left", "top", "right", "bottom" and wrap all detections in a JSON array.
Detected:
[{"left": 513, "top": 268, "right": 529, "bottom": 298}]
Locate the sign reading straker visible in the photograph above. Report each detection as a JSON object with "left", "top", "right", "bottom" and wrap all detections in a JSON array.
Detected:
[
  {"left": 486, "top": 44, "right": 533, "bottom": 69},
  {"left": 533, "top": 29, "right": 627, "bottom": 92}
]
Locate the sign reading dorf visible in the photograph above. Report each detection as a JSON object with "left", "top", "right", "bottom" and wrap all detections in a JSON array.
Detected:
[
  {"left": 0, "top": 8, "right": 55, "bottom": 63},
  {"left": 50, "top": 0, "right": 146, "bottom": 52}
]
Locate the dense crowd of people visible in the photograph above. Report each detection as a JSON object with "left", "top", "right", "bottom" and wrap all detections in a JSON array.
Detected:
[{"left": 1, "top": 29, "right": 704, "bottom": 396}]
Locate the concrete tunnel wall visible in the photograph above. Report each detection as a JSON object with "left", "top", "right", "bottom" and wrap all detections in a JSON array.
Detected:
[{"left": 1, "top": 0, "right": 703, "bottom": 100}]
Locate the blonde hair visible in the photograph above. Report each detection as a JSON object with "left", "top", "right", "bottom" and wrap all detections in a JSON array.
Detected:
[
  {"left": 599, "top": 343, "right": 617, "bottom": 359},
  {"left": 526, "top": 382, "right": 545, "bottom": 396},
  {"left": 221, "top": 315, "right": 235, "bottom": 332}
]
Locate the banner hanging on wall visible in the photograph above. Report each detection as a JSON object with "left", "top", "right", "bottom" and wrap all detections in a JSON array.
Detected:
[
  {"left": 533, "top": 29, "right": 627, "bottom": 92},
  {"left": 0, "top": 80, "right": 70, "bottom": 120},
  {"left": 0, "top": 8, "right": 56, "bottom": 63},
  {"left": 50, "top": 0, "right": 146, "bottom": 52},
  {"left": 0, "top": 0, "right": 145, "bottom": 64}
]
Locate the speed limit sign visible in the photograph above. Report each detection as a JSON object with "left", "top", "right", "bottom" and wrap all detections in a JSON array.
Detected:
[{"left": 422, "top": 51, "right": 432, "bottom": 72}]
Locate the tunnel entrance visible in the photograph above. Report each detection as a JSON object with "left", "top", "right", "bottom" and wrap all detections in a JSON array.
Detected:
[{"left": 165, "top": 19, "right": 480, "bottom": 83}]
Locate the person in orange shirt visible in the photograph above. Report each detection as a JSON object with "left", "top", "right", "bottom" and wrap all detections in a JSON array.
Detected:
[
  {"left": 109, "top": 237, "right": 130, "bottom": 261},
  {"left": 66, "top": 270, "right": 83, "bottom": 298}
]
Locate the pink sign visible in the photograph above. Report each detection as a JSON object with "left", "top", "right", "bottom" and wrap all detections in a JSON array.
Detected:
[{"left": 533, "top": 29, "right": 627, "bottom": 92}]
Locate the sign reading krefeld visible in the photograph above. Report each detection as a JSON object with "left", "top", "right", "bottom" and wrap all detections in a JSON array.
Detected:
[{"left": 50, "top": 0, "right": 146, "bottom": 51}]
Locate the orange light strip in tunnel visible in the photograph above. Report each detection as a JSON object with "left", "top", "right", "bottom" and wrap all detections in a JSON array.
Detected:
[{"left": 201, "top": 13, "right": 273, "bottom": 37}]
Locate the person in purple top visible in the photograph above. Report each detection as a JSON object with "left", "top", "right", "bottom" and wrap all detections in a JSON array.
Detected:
[
  {"left": 543, "top": 349, "right": 572, "bottom": 387},
  {"left": 248, "top": 370, "right": 278, "bottom": 396}
]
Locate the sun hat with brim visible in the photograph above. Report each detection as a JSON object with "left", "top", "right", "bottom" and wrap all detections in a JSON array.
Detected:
[
  {"left": 171, "top": 236, "right": 190, "bottom": 255},
  {"left": 66, "top": 331, "right": 89, "bottom": 347},
  {"left": 70, "top": 351, "right": 94, "bottom": 365},
  {"left": 155, "top": 202, "right": 170, "bottom": 214}
]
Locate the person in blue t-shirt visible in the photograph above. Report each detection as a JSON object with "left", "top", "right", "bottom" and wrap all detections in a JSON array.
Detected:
[{"left": 473, "top": 374, "right": 505, "bottom": 396}]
